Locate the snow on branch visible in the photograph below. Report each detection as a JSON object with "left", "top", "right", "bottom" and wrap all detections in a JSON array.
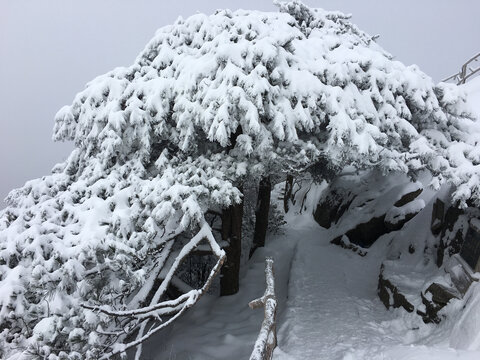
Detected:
[
  {"left": 85, "top": 221, "right": 226, "bottom": 359},
  {"left": 1, "top": 1, "right": 479, "bottom": 358},
  {"left": 249, "top": 257, "right": 277, "bottom": 360}
]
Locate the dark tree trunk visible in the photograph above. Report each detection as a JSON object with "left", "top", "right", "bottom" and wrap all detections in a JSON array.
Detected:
[
  {"left": 284, "top": 174, "right": 294, "bottom": 213},
  {"left": 250, "top": 176, "right": 272, "bottom": 258},
  {"left": 220, "top": 190, "right": 244, "bottom": 296}
]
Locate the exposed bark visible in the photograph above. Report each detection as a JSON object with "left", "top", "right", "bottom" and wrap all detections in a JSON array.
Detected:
[
  {"left": 283, "top": 174, "right": 294, "bottom": 213},
  {"left": 220, "top": 188, "right": 244, "bottom": 296},
  {"left": 250, "top": 176, "right": 272, "bottom": 258}
]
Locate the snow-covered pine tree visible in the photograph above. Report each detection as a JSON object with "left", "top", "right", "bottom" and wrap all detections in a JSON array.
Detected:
[{"left": 0, "top": 1, "right": 475, "bottom": 358}]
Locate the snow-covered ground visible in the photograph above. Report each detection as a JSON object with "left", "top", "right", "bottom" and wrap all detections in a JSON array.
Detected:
[
  {"left": 142, "top": 223, "right": 299, "bottom": 360},
  {"left": 143, "top": 210, "right": 480, "bottom": 360},
  {"left": 275, "top": 215, "right": 480, "bottom": 360}
]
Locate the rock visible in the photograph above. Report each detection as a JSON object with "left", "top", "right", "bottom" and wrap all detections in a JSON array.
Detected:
[
  {"left": 345, "top": 215, "right": 388, "bottom": 248},
  {"left": 459, "top": 220, "right": 480, "bottom": 273},
  {"left": 418, "top": 282, "right": 460, "bottom": 324},
  {"left": 431, "top": 198, "right": 445, "bottom": 236},
  {"left": 346, "top": 204, "right": 421, "bottom": 248},
  {"left": 385, "top": 208, "right": 421, "bottom": 232},
  {"left": 437, "top": 206, "right": 465, "bottom": 267},
  {"left": 377, "top": 266, "right": 415, "bottom": 313},
  {"left": 331, "top": 235, "right": 367, "bottom": 256},
  {"left": 426, "top": 282, "right": 460, "bottom": 305},
  {"left": 315, "top": 176, "right": 423, "bottom": 248},
  {"left": 313, "top": 190, "right": 355, "bottom": 229},
  {"left": 394, "top": 188, "right": 423, "bottom": 207},
  {"left": 408, "top": 244, "right": 415, "bottom": 254},
  {"left": 446, "top": 255, "right": 477, "bottom": 294},
  {"left": 448, "top": 261, "right": 475, "bottom": 296}
]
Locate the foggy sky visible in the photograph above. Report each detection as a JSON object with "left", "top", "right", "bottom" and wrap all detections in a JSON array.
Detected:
[{"left": 1, "top": 0, "right": 479, "bottom": 208}]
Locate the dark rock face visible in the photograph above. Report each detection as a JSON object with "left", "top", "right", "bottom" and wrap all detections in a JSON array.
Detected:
[
  {"left": 394, "top": 188, "right": 423, "bottom": 207},
  {"left": 377, "top": 267, "right": 415, "bottom": 313},
  {"left": 459, "top": 220, "right": 480, "bottom": 273},
  {"left": 378, "top": 269, "right": 460, "bottom": 324},
  {"left": 313, "top": 190, "right": 355, "bottom": 229},
  {"left": 430, "top": 198, "right": 445, "bottom": 235},
  {"left": 436, "top": 206, "right": 465, "bottom": 267},
  {"left": 384, "top": 211, "right": 419, "bottom": 232},
  {"left": 344, "top": 190, "right": 424, "bottom": 248},
  {"left": 315, "top": 174, "right": 425, "bottom": 252},
  {"left": 344, "top": 215, "right": 388, "bottom": 248},
  {"left": 417, "top": 283, "right": 460, "bottom": 324},
  {"left": 327, "top": 188, "right": 423, "bottom": 248}
]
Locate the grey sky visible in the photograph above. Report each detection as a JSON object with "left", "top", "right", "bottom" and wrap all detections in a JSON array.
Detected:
[{"left": 1, "top": 0, "right": 479, "bottom": 208}]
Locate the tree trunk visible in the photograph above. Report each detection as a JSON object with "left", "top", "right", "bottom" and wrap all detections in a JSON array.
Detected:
[
  {"left": 250, "top": 176, "right": 271, "bottom": 258},
  {"left": 283, "top": 174, "right": 294, "bottom": 213},
  {"left": 220, "top": 190, "right": 244, "bottom": 296}
]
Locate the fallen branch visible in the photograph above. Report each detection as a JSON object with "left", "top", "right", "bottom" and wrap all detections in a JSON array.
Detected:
[{"left": 249, "top": 257, "right": 277, "bottom": 360}]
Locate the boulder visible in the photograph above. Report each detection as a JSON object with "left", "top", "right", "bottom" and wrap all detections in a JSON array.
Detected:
[
  {"left": 333, "top": 186, "right": 423, "bottom": 248},
  {"left": 377, "top": 266, "right": 415, "bottom": 313},
  {"left": 418, "top": 282, "right": 460, "bottom": 324},
  {"left": 345, "top": 201, "right": 423, "bottom": 248},
  {"left": 344, "top": 215, "right": 388, "bottom": 248},
  {"left": 331, "top": 235, "right": 367, "bottom": 256},
  {"left": 313, "top": 190, "right": 354, "bottom": 229},
  {"left": 385, "top": 199, "right": 424, "bottom": 232}
]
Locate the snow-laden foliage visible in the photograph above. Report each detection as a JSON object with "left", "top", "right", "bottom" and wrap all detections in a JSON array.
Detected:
[
  {"left": 422, "top": 83, "right": 480, "bottom": 206},
  {"left": 52, "top": 0, "right": 470, "bottom": 176},
  {"left": 0, "top": 1, "right": 477, "bottom": 358},
  {"left": 0, "top": 150, "right": 242, "bottom": 358}
]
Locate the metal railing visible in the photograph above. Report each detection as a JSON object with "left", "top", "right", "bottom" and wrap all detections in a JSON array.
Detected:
[{"left": 443, "top": 52, "right": 480, "bottom": 85}]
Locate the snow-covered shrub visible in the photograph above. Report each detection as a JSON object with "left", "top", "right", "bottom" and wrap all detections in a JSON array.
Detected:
[{"left": 0, "top": 1, "right": 477, "bottom": 358}]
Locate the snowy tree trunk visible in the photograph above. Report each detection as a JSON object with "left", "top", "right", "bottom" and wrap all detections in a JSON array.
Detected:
[
  {"left": 220, "top": 189, "right": 244, "bottom": 296},
  {"left": 284, "top": 174, "right": 294, "bottom": 213},
  {"left": 250, "top": 176, "right": 271, "bottom": 258},
  {"left": 249, "top": 257, "right": 277, "bottom": 360}
]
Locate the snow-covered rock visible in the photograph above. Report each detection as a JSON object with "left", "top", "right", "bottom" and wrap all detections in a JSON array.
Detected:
[{"left": 312, "top": 170, "right": 425, "bottom": 248}]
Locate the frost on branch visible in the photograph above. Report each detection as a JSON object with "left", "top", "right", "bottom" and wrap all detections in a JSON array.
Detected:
[{"left": 0, "top": 0, "right": 477, "bottom": 358}]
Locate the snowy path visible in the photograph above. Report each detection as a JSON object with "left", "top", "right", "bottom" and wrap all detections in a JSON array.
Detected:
[
  {"left": 145, "top": 215, "right": 480, "bottom": 360},
  {"left": 275, "top": 222, "right": 398, "bottom": 359},
  {"left": 274, "top": 219, "right": 480, "bottom": 360}
]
